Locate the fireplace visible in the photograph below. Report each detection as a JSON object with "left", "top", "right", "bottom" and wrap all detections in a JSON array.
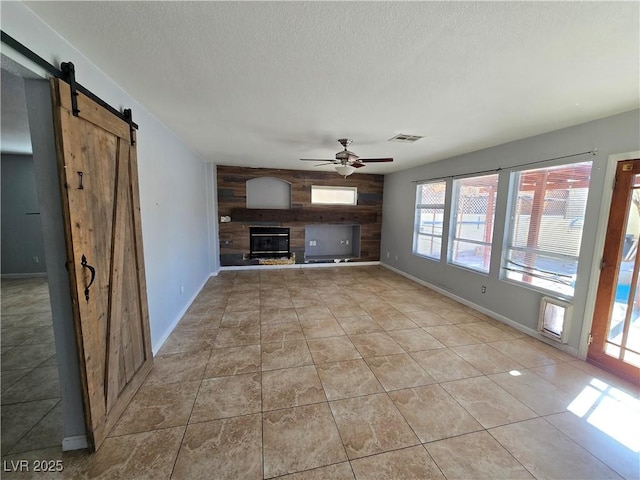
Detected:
[{"left": 249, "top": 227, "right": 290, "bottom": 259}]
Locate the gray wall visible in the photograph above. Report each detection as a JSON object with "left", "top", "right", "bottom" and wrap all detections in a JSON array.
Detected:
[
  {"left": 381, "top": 109, "right": 640, "bottom": 353},
  {"left": 305, "top": 224, "right": 361, "bottom": 258},
  {"left": 246, "top": 176, "right": 291, "bottom": 209},
  {"left": 1, "top": 153, "right": 47, "bottom": 274}
]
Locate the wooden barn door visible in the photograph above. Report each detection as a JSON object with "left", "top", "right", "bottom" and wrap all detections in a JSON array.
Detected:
[{"left": 50, "top": 78, "right": 153, "bottom": 450}]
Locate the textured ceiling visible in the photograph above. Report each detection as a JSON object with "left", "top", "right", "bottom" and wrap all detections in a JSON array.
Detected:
[{"left": 18, "top": 1, "right": 640, "bottom": 173}]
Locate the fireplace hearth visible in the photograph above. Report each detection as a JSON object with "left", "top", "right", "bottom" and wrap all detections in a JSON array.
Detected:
[{"left": 249, "top": 227, "right": 290, "bottom": 259}]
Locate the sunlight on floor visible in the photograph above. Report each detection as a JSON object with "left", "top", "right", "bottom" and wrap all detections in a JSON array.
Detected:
[{"left": 567, "top": 379, "right": 640, "bottom": 452}]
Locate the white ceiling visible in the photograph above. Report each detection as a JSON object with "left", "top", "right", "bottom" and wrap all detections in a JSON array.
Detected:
[{"left": 17, "top": 1, "right": 640, "bottom": 173}]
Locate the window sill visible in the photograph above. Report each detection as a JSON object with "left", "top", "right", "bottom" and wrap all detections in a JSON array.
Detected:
[
  {"left": 412, "top": 252, "right": 441, "bottom": 262},
  {"left": 499, "top": 276, "right": 574, "bottom": 301},
  {"left": 447, "top": 261, "right": 490, "bottom": 276}
]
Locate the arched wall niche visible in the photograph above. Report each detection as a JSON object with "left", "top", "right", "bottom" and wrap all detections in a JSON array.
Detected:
[{"left": 246, "top": 177, "right": 292, "bottom": 209}]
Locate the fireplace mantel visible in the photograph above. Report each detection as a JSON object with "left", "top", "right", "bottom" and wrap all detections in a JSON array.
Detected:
[{"left": 229, "top": 207, "right": 378, "bottom": 224}]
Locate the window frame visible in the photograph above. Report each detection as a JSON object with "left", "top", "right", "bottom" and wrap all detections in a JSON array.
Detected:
[
  {"left": 413, "top": 180, "right": 447, "bottom": 261},
  {"left": 310, "top": 185, "right": 358, "bottom": 205},
  {"left": 447, "top": 173, "right": 499, "bottom": 274}
]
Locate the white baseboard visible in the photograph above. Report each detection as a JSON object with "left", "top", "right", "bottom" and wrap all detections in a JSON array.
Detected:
[
  {"left": 151, "top": 274, "right": 212, "bottom": 355},
  {"left": 62, "top": 435, "right": 88, "bottom": 451},
  {"left": 380, "top": 262, "right": 579, "bottom": 358},
  {"left": 220, "top": 261, "right": 380, "bottom": 271},
  {"left": 1, "top": 272, "right": 48, "bottom": 279}
]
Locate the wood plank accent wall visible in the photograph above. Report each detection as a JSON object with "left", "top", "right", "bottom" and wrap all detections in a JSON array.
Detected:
[{"left": 217, "top": 165, "right": 384, "bottom": 263}]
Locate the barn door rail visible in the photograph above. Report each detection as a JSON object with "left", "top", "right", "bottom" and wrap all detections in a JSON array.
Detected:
[{"left": 1, "top": 30, "right": 138, "bottom": 137}]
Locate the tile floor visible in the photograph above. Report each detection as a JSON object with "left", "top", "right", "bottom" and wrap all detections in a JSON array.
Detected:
[
  {"left": 2, "top": 267, "right": 639, "bottom": 479},
  {"left": 1, "top": 277, "right": 62, "bottom": 456}
]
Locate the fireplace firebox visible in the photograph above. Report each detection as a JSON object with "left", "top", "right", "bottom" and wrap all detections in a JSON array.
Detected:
[{"left": 249, "top": 227, "right": 290, "bottom": 259}]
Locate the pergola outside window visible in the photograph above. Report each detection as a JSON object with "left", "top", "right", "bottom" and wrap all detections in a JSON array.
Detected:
[{"left": 502, "top": 161, "right": 593, "bottom": 297}]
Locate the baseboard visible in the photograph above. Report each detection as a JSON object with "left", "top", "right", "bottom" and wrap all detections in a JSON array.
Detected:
[
  {"left": 1, "top": 272, "right": 48, "bottom": 279},
  {"left": 380, "top": 262, "right": 579, "bottom": 358},
  {"left": 62, "top": 435, "right": 88, "bottom": 451},
  {"left": 220, "top": 261, "right": 380, "bottom": 271},
  {"left": 151, "top": 274, "right": 212, "bottom": 355}
]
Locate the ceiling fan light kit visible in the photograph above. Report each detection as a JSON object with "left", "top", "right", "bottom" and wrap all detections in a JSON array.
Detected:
[
  {"left": 300, "top": 138, "right": 394, "bottom": 177},
  {"left": 334, "top": 164, "right": 356, "bottom": 177}
]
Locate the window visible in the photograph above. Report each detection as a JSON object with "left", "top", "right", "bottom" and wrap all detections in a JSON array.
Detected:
[
  {"left": 413, "top": 181, "right": 446, "bottom": 260},
  {"left": 448, "top": 174, "right": 499, "bottom": 273},
  {"left": 502, "top": 161, "right": 592, "bottom": 297},
  {"left": 311, "top": 186, "right": 357, "bottom": 205}
]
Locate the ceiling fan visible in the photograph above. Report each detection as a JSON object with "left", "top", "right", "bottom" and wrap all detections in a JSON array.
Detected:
[{"left": 300, "top": 138, "right": 393, "bottom": 177}]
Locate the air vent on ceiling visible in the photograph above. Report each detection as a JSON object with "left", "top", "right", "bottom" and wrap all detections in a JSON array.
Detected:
[{"left": 389, "top": 134, "right": 423, "bottom": 143}]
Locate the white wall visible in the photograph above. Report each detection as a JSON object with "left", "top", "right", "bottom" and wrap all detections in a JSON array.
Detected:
[
  {"left": 1, "top": 1, "right": 218, "bottom": 350},
  {"left": 381, "top": 110, "right": 640, "bottom": 354},
  {"left": 3, "top": 3, "right": 218, "bottom": 449}
]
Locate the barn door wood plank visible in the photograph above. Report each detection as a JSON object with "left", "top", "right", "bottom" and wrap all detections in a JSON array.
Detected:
[{"left": 105, "top": 138, "right": 129, "bottom": 411}]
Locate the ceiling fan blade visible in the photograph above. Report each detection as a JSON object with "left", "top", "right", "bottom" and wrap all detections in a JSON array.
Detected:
[
  {"left": 352, "top": 161, "right": 366, "bottom": 168},
  {"left": 314, "top": 162, "right": 335, "bottom": 167},
  {"left": 359, "top": 158, "right": 394, "bottom": 163},
  {"left": 300, "top": 158, "right": 335, "bottom": 162}
]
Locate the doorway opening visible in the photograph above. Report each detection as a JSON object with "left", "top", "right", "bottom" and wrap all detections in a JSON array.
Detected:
[
  {"left": 588, "top": 158, "right": 640, "bottom": 385},
  {"left": 1, "top": 66, "right": 63, "bottom": 454}
]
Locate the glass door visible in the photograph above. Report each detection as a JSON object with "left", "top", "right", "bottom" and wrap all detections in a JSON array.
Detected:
[{"left": 588, "top": 159, "right": 640, "bottom": 385}]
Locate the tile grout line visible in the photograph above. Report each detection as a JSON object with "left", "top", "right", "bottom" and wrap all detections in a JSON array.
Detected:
[
  {"left": 4, "top": 397, "right": 61, "bottom": 457},
  {"left": 167, "top": 342, "right": 217, "bottom": 478},
  {"left": 299, "top": 270, "right": 355, "bottom": 478}
]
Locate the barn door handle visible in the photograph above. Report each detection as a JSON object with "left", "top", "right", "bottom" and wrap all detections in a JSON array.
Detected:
[{"left": 81, "top": 254, "right": 96, "bottom": 302}]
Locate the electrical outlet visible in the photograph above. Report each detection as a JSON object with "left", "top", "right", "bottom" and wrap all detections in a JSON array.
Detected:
[
  {"left": 395, "top": 254, "right": 398, "bottom": 261},
  {"left": 481, "top": 286, "right": 487, "bottom": 294},
  {"left": 32, "top": 256, "right": 39, "bottom": 264},
  {"left": 180, "top": 285, "right": 184, "bottom": 295},
  {"left": 346, "top": 240, "right": 349, "bottom": 245},
  {"left": 387, "top": 252, "right": 390, "bottom": 258}
]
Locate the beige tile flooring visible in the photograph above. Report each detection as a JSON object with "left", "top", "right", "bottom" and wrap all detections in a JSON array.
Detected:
[
  {"left": 2, "top": 267, "right": 639, "bottom": 479},
  {"left": 1, "top": 277, "right": 62, "bottom": 456}
]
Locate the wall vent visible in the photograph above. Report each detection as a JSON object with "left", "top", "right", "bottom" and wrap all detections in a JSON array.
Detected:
[{"left": 389, "top": 134, "right": 424, "bottom": 143}]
